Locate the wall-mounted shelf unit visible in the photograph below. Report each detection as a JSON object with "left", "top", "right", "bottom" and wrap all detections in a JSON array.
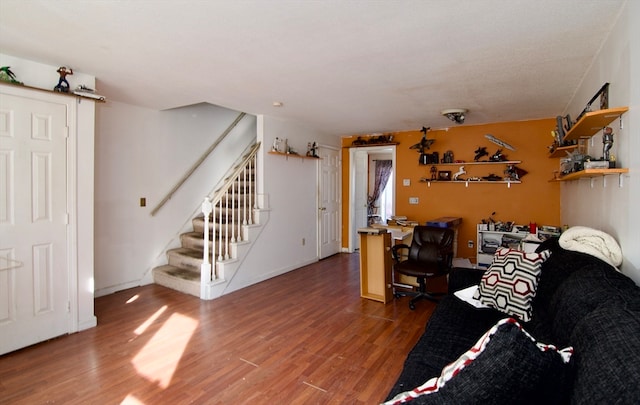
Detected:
[
  {"left": 561, "top": 107, "right": 628, "bottom": 142},
  {"left": 428, "top": 160, "right": 522, "bottom": 166},
  {"left": 0, "top": 81, "right": 106, "bottom": 102},
  {"left": 548, "top": 145, "right": 578, "bottom": 158},
  {"left": 420, "top": 160, "right": 523, "bottom": 187},
  {"left": 552, "top": 168, "right": 628, "bottom": 182},
  {"left": 268, "top": 151, "right": 321, "bottom": 160}
]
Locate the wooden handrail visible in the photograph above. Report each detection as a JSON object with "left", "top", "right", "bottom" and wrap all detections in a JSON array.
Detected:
[{"left": 151, "top": 112, "right": 247, "bottom": 216}]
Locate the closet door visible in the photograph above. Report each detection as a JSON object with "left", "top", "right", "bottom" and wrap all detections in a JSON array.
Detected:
[{"left": 0, "top": 90, "right": 70, "bottom": 355}]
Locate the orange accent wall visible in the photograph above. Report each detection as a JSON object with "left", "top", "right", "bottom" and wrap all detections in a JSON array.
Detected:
[{"left": 341, "top": 118, "right": 560, "bottom": 263}]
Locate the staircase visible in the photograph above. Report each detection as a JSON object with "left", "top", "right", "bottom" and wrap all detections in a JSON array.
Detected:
[{"left": 152, "top": 142, "right": 267, "bottom": 299}]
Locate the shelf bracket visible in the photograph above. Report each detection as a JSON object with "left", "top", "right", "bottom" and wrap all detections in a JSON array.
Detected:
[
  {"left": 465, "top": 180, "right": 469, "bottom": 188},
  {"left": 603, "top": 175, "right": 607, "bottom": 188},
  {"left": 507, "top": 181, "right": 511, "bottom": 189},
  {"left": 590, "top": 177, "right": 595, "bottom": 188},
  {"left": 619, "top": 173, "right": 624, "bottom": 188}
]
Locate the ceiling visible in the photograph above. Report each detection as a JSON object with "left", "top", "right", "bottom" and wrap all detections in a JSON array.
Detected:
[{"left": 0, "top": 0, "right": 626, "bottom": 136}]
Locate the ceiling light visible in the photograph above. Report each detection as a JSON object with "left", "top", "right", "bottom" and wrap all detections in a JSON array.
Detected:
[
  {"left": 441, "top": 108, "right": 468, "bottom": 124},
  {"left": 272, "top": 101, "right": 283, "bottom": 107}
]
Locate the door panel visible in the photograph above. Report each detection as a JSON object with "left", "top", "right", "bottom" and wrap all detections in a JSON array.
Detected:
[
  {"left": 0, "top": 92, "right": 69, "bottom": 355},
  {"left": 318, "top": 147, "right": 341, "bottom": 259}
]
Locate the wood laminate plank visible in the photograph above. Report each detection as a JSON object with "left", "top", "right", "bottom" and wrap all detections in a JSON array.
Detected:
[{"left": 0, "top": 253, "right": 440, "bottom": 404}]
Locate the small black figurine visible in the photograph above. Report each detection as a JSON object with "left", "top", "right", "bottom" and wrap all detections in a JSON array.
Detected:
[{"left": 54, "top": 66, "right": 73, "bottom": 93}]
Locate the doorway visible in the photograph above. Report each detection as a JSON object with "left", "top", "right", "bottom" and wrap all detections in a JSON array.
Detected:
[{"left": 348, "top": 146, "right": 396, "bottom": 252}]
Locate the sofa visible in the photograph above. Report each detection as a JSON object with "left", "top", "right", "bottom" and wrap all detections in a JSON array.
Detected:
[{"left": 384, "top": 236, "right": 640, "bottom": 404}]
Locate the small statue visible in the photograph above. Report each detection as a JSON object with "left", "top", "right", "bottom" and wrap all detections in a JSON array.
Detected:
[
  {"left": 54, "top": 66, "right": 73, "bottom": 93},
  {"left": 0, "top": 66, "right": 23, "bottom": 85},
  {"left": 602, "top": 127, "right": 614, "bottom": 161},
  {"left": 272, "top": 137, "right": 282, "bottom": 152},
  {"left": 453, "top": 166, "right": 466, "bottom": 181},
  {"left": 430, "top": 165, "right": 438, "bottom": 181},
  {"left": 489, "top": 148, "right": 506, "bottom": 162},
  {"left": 306, "top": 142, "right": 319, "bottom": 157},
  {"left": 474, "top": 146, "right": 488, "bottom": 161}
]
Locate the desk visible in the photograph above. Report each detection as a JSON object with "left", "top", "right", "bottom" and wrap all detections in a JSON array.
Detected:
[{"left": 358, "top": 228, "right": 393, "bottom": 303}]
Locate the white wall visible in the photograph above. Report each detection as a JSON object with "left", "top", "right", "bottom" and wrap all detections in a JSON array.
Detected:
[
  {"left": 561, "top": 1, "right": 640, "bottom": 285},
  {"left": 223, "top": 115, "right": 340, "bottom": 293},
  {"left": 94, "top": 101, "right": 257, "bottom": 295},
  {"left": 0, "top": 53, "right": 97, "bottom": 330}
]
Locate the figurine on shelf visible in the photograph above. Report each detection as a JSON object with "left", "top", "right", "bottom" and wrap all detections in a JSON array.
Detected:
[
  {"left": 272, "top": 137, "right": 282, "bottom": 152},
  {"left": 54, "top": 66, "right": 73, "bottom": 93},
  {"left": 306, "top": 141, "right": 319, "bottom": 158},
  {"left": 0, "top": 66, "right": 23, "bottom": 85},
  {"left": 602, "top": 127, "right": 614, "bottom": 162},
  {"left": 474, "top": 146, "right": 488, "bottom": 161},
  {"left": 453, "top": 166, "right": 466, "bottom": 181},
  {"left": 430, "top": 165, "right": 438, "bottom": 181},
  {"left": 489, "top": 148, "right": 506, "bottom": 162}
]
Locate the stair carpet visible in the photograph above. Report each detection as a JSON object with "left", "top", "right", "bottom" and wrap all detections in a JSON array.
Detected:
[{"left": 153, "top": 167, "right": 256, "bottom": 298}]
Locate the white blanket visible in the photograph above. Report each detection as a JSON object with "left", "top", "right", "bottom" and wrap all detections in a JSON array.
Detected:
[{"left": 559, "top": 226, "right": 623, "bottom": 269}]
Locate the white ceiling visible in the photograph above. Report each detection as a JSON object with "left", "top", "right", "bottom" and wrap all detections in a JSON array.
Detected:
[{"left": 0, "top": 0, "right": 626, "bottom": 136}]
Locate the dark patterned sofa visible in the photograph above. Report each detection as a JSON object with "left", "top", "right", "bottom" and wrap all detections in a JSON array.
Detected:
[{"left": 385, "top": 238, "right": 640, "bottom": 404}]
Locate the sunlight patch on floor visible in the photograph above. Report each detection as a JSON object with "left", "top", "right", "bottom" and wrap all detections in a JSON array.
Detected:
[
  {"left": 120, "top": 394, "right": 145, "bottom": 405},
  {"left": 134, "top": 305, "right": 167, "bottom": 335},
  {"left": 132, "top": 312, "right": 198, "bottom": 388}
]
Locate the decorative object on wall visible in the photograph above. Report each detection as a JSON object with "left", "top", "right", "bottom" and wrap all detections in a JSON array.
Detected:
[
  {"left": 484, "top": 134, "right": 515, "bottom": 151},
  {"left": 0, "top": 66, "right": 23, "bottom": 85},
  {"left": 453, "top": 166, "right": 466, "bottom": 181},
  {"left": 411, "top": 126, "right": 435, "bottom": 164},
  {"left": 602, "top": 127, "right": 614, "bottom": 163},
  {"left": 306, "top": 142, "right": 319, "bottom": 158},
  {"left": 489, "top": 149, "right": 506, "bottom": 162},
  {"left": 350, "top": 134, "right": 395, "bottom": 147},
  {"left": 437, "top": 171, "right": 451, "bottom": 181},
  {"left": 53, "top": 66, "right": 73, "bottom": 93},
  {"left": 576, "top": 82, "right": 609, "bottom": 122},
  {"left": 441, "top": 108, "right": 467, "bottom": 124},
  {"left": 504, "top": 165, "right": 528, "bottom": 181},
  {"left": 474, "top": 146, "right": 488, "bottom": 161}
]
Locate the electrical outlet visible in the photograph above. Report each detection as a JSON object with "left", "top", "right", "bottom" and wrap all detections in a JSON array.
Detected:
[
  {"left": 468, "top": 240, "right": 474, "bottom": 248},
  {"left": 403, "top": 178, "right": 411, "bottom": 186},
  {"left": 409, "top": 197, "right": 419, "bottom": 205},
  {"left": 140, "top": 197, "right": 146, "bottom": 207}
]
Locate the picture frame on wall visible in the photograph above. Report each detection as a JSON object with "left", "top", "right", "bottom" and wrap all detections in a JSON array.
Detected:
[{"left": 437, "top": 171, "right": 451, "bottom": 181}]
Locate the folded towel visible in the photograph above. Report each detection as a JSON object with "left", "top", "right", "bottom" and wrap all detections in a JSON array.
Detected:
[{"left": 559, "top": 226, "right": 623, "bottom": 269}]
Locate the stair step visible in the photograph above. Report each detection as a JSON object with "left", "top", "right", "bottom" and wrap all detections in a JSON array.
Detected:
[
  {"left": 153, "top": 265, "right": 200, "bottom": 298},
  {"left": 167, "top": 247, "right": 203, "bottom": 273}
]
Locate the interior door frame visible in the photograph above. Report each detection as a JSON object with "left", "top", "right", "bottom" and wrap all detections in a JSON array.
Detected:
[{"left": 347, "top": 145, "right": 396, "bottom": 252}]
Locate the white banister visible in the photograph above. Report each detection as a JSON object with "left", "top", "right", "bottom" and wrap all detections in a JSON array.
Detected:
[{"left": 200, "top": 198, "right": 213, "bottom": 297}]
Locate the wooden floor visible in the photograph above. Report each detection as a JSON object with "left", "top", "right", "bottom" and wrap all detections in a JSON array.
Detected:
[{"left": 0, "top": 253, "right": 441, "bottom": 404}]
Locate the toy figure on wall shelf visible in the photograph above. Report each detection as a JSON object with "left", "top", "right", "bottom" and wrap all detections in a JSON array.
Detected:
[
  {"left": 453, "top": 166, "right": 466, "bottom": 181},
  {"left": 485, "top": 134, "right": 516, "bottom": 151},
  {"left": 306, "top": 142, "right": 319, "bottom": 158},
  {"left": 54, "top": 66, "right": 73, "bottom": 93},
  {"left": 474, "top": 146, "right": 488, "bottom": 161},
  {"left": 504, "top": 164, "right": 528, "bottom": 181},
  {"left": 489, "top": 149, "right": 506, "bottom": 162},
  {"left": 430, "top": 165, "right": 437, "bottom": 181},
  {"left": 411, "top": 126, "right": 435, "bottom": 165},
  {"left": 602, "top": 127, "right": 614, "bottom": 163},
  {"left": 0, "top": 66, "right": 23, "bottom": 85}
]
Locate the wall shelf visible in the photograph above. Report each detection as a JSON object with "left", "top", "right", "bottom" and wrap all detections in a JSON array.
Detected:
[
  {"left": 426, "top": 160, "right": 522, "bottom": 166},
  {"left": 268, "top": 151, "right": 321, "bottom": 160},
  {"left": 548, "top": 145, "right": 578, "bottom": 158},
  {"left": 552, "top": 168, "right": 628, "bottom": 182},
  {"left": 0, "top": 81, "right": 106, "bottom": 102},
  {"left": 562, "top": 107, "right": 628, "bottom": 142}
]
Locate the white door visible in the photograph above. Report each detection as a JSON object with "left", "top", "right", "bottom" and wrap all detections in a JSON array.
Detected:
[
  {"left": 0, "top": 92, "right": 70, "bottom": 355},
  {"left": 318, "top": 146, "right": 341, "bottom": 259}
]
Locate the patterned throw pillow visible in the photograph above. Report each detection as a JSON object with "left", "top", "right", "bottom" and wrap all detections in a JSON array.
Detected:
[
  {"left": 382, "top": 318, "right": 573, "bottom": 405},
  {"left": 473, "top": 247, "right": 550, "bottom": 322}
]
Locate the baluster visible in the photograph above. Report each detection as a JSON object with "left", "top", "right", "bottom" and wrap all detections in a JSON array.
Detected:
[
  {"left": 217, "top": 197, "right": 224, "bottom": 262},
  {"left": 200, "top": 198, "right": 212, "bottom": 286},
  {"left": 243, "top": 165, "right": 248, "bottom": 225},
  {"left": 230, "top": 182, "right": 236, "bottom": 243},
  {"left": 224, "top": 192, "right": 230, "bottom": 260}
]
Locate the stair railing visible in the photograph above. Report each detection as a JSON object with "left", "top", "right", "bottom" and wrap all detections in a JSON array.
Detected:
[
  {"left": 151, "top": 112, "right": 247, "bottom": 216},
  {"left": 200, "top": 142, "right": 260, "bottom": 289}
]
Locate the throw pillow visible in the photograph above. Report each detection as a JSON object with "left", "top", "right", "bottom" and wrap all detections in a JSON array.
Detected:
[
  {"left": 382, "top": 318, "right": 573, "bottom": 405},
  {"left": 473, "top": 247, "right": 550, "bottom": 322}
]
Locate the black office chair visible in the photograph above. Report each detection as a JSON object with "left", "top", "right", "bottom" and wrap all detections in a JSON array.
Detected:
[{"left": 391, "top": 226, "right": 455, "bottom": 310}]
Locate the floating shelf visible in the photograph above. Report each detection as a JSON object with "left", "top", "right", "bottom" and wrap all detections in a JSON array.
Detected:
[
  {"left": 548, "top": 145, "right": 578, "bottom": 158},
  {"left": 0, "top": 81, "right": 106, "bottom": 102},
  {"left": 427, "top": 160, "right": 521, "bottom": 166},
  {"left": 268, "top": 151, "right": 321, "bottom": 160},
  {"left": 552, "top": 168, "right": 628, "bottom": 182},
  {"left": 562, "top": 107, "right": 628, "bottom": 142}
]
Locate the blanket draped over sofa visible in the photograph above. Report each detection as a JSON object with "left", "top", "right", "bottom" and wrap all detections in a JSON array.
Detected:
[{"left": 385, "top": 236, "right": 640, "bottom": 405}]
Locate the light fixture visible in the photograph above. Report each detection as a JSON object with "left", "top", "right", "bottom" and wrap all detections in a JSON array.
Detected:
[
  {"left": 441, "top": 108, "right": 468, "bottom": 124},
  {"left": 272, "top": 101, "right": 284, "bottom": 107}
]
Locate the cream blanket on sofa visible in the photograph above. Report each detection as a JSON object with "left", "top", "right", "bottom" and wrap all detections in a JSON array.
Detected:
[{"left": 559, "top": 226, "right": 623, "bottom": 269}]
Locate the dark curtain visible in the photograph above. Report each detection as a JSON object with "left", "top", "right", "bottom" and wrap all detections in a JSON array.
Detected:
[{"left": 368, "top": 160, "right": 392, "bottom": 215}]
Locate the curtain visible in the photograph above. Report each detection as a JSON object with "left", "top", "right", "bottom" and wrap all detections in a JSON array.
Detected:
[{"left": 368, "top": 160, "right": 392, "bottom": 215}]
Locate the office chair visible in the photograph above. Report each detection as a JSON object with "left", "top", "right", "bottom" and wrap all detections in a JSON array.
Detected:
[{"left": 391, "top": 226, "right": 454, "bottom": 310}]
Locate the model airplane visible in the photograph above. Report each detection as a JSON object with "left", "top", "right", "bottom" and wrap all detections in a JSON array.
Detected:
[{"left": 485, "top": 134, "right": 515, "bottom": 151}]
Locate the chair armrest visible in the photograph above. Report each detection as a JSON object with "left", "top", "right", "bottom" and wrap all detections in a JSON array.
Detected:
[{"left": 391, "top": 244, "right": 410, "bottom": 262}]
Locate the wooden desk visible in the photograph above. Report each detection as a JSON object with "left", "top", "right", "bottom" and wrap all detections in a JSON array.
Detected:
[{"left": 358, "top": 228, "right": 393, "bottom": 303}]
